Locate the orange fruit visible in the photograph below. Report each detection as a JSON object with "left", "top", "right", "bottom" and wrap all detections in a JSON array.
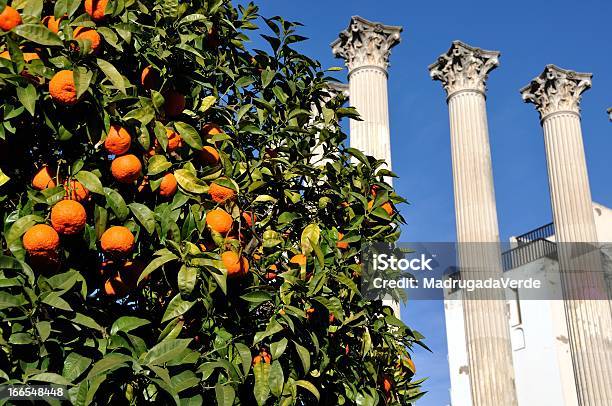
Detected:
[
  {"left": 336, "top": 232, "right": 349, "bottom": 249},
  {"left": 290, "top": 254, "right": 307, "bottom": 267},
  {"left": 32, "top": 166, "right": 57, "bottom": 190},
  {"left": 163, "top": 90, "right": 185, "bottom": 117},
  {"left": 140, "top": 65, "right": 160, "bottom": 90},
  {"left": 368, "top": 200, "right": 394, "bottom": 216},
  {"left": 165, "top": 128, "right": 183, "bottom": 152},
  {"left": 209, "top": 182, "right": 236, "bottom": 203},
  {"left": 0, "top": 49, "right": 39, "bottom": 62},
  {"left": 84, "top": 0, "right": 108, "bottom": 21},
  {"left": 382, "top": 375, "right": 393, "bottom": 393},
  {"left": 49, "top": 70, "right": 78, "bottom": 106},
  {"left": 306, "top": 307, "right": 315, "bottom": 320},
  {"left": 159, "top": 173, "right": 177, "bottom": 197},
  {"left": 221, "top": 251, "right": 249, "bottom": 278},
  {"left": 100, "top": 226, "right": 135, "bottom": 257},
  {"left": 0, "top": 6, "right": 21, "bottom": 31},
  {"left": 23, "top": 224, "right": 60, "bottom": 256},
  {"left": 111, "top": 154, "right": 142, "bottom": 183},
  {"left": 73, "top": 27, "right": 102, "bottom": 54},
  {"left": 51, "top": 200, "right": 87, "bottom": 235},
  {"left": 104, "top": 125, "right": 132, "bottom": 155},
  {"left": 206, "top": 208, "right": 233, "bottom": 234},
  {"left": 104, "top": 273, "right": 128, "bottom": 297},
  {"left": 252, "top": 350, "right": 271, "bottom": 365},
  {"left": 42, "top": 15, "right": 64, "bottom": 33},
  {"left": 199, "top": 146, "right": 220, "bottom": 166},
  {"left": 242, "top": 211, "right": 255, "bottom": 227},
  {"left": 63, "top": 180, "right": 89, "bottom": 202},
  {"left": 202, "top": 123, "right": 223, "bottom": 138}
]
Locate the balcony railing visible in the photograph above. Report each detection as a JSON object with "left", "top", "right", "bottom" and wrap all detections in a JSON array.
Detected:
[
  {"left": 502, "top": 238, "right": 557, "bottom": 271},
  {"left": 515, "top": 222, "right": 555, "bottom": 246}
]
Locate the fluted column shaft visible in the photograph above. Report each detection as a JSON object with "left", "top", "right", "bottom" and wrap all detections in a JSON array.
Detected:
[
  {"left": 522, "top": 65, "right": 612, "bottom": 406},
  {"left": 430, "top": 41, "right": 518, "bottom": 406},
  {"left": 348, "top": 66, "right": 393, "bottom": 175},
  {"left": 542, "top": 112, "right": 612, "bottom": 406}
]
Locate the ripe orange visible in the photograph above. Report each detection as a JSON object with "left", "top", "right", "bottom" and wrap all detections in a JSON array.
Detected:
[
  {"left": 84, "top": 0, "right": 108, "bottom": 21},
  {"left": 23, "top": 224, "right": 60, "bottom": 256},
  {"left": 0, "top": 50, "right": 39, "bottom": 62},
  {"left": 290, "top": 254, "right": 307, "bottom": 267},
  {"left": 32, "top": 166, "right": 57, "bottom": 190},
  {"left": 100, "top": 226, "right": 135, "bottom": 257},
  {"left": 163, "top": 90, "right": 186, "bottom": 117},
  {"left": 104, "top": 273, "right": 128, "bottom": 297},
  {"left": 209, "top": 182, "right": 236, "bottom": 203},
  {"left": 140, "top": 65, "right": 160, "bottom": 90},
  {"left": 221, "top": 251, "right": 249, "bottom": 278},
  {"left": 199, "top": 146, "right": 220, "bottom": 166},
  {"left": 382, "top": 375, "right": 393, "bottom": 393},
  {"left": 111, "top": 154, "right": 142, "bottom": 183},
  {"left": 73, "top": 27, "right": 102, "bottom": 54},
  {"left": 206, "top": 208, "right": 233, "bottom": 234},
  {"left": 159, "top": 173, "right": 177, "bottom": 197},
  {"left": 368, "top": 200, "right": 394, "bottom": 216},
  {"left": 202, "top": 123, "right": 223, "bottom": 138},
  {"left": 242, "top": 211, "right": 255, "bottom": 227},
  {"left": 0, "top": 6, "right": 21, "bottom": 31},
  {"left": 306, "top": 307, "right": 315, "bottom": 320},
  {"left": 42, "top": 15, "right": 64, "bottom": 33},
  {"left": 49, "top": 70, "right": 78, "bottom": 106},
  {"left": 165, "top": 128, "right": 183, "bottom": 152},
  {"left": 63, "top": 180, "right": 89, "bottom": 202},
  {"left": 51, "top": 200, "right": 87, "bottom": 235},
  {"left": 336, "top": 232, "right": 349, "bottom": 249},
  {"left": 104, "top": 125, "right": 131, "bottom": 155},
  {"left": 252, "top": 350, "right": 271, "bottom": 365}
]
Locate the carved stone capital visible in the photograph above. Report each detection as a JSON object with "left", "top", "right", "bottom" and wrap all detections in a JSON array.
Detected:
[
  {"left": 428, "top": 41, "right": 500, "bottom": 98},
  {"left": 520, "top": 65, "right": 592, "bottom": 121},
  {"left": 331, "top": 16, "right": 402, "bottom": 73}
]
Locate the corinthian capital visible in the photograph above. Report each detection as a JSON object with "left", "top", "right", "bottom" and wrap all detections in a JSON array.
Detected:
[
  {"left": 520, "top": 65, "right": 592, "bottom": 120},
  {"left": 331, "top": 16, "right": 402, "bottom": 73},
  {"left": 428, "top": 41, "right": 500, "bottom": 97}
]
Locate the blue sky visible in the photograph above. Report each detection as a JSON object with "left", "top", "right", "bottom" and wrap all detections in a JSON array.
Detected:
[{"left": 245, "top": 1, "right": 612, "bottom": 404}]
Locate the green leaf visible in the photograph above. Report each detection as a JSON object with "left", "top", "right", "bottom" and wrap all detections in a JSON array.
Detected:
[
  {"left": 111, "top": 316, "right": 151, "bottom": 335},
  {"left": 0, "top": 168, "right": 9, "bottom": 187},
  {"left": 41, "top": 292, "right": 72, "bottom": 311},
  {"left": 6, "top": 214, "right": 43, "bottom": 245},
  {"left": 75, "top": 170, "right": 104, "bottom": 194},
  {"left": 128, "top": 203, "right": 156, "bottom": 234},
  {"left": 199, "top": 95, "right": 216, "bottom": 113},
  {"left": 162, "top": 0, "right": 179, "bottom": 18},
  {"left": 141, "top": 338, "right": 191, "bottom": 366},
  {"left": 174, "top": 122, "right": 203, "bottom": 150},
  {"left": 161, "top": 294, "right": 194, "bottom": 323},
  {"left": 63, "top": 352, "right": 92, "bottom": 382},
  {"left": 86, "top": 353, "right": 132, "bottom": 380},
  {"left": 97, "top": 58, "right": 126, "bottom": 94},
  {"left": 269, "top": 361, "right": 284, "bottom": 397},
  {"left": 29, "top": 373, "right": 72, "bottom": 386},
  {"left": 300, "top": 223, "right": 320, "bottom": 256},
  {"left": 293, "top": 341, "right": 310, "bottom": 374},
  {"left": 71, "top": 313, "right": 105, "bottom": 332},
  {"left": 177, "top": 265, "right": 197, "bottom": 294},
  {"left": 261, "top": 69, "right": 275, "bottom": 88},
  {"left": 138, "top": 253, "right": 178, "bottom": 285},
  {"left": 174, "top": 169, "right": 208, "bottom": 194},
  {"left": 104, "top": 187, "right": 129, "bottom": 220},
  {"left": 0, "top": 292, "right": 27, "bottom": 309},
  {"left": 240, "top": 291, "right": 273, "bottom": 304},
  {"left": 16, "top": 84, "right": 36, "bottom": 116},
  {"left": 234, "top": 342, "right": 252, "bottom": 376},
  {"left": 215, "top": 384, "right": 236, "bottom": 406},
  {"left": 74, "top": 67, "right": 93, "bottom": 99},
  {"left": 14, "top": 24, "right": 63, "bottom": 46},
  {"left": 253, "top": 360, "right": 271, "bottom": 405},
  {"left": 253, "top": 319, "right": 283, "bottom": 345},
  {"left": 295, "top": 380, "right": 320, "bottom": 401},
  {"left": 270, "top": 338, "right": 288, "bottom": 360}
]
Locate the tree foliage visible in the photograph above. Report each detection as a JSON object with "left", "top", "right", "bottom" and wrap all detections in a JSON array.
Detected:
[{"left": 0, "top": 0, "right": 425, "bottom": 404}]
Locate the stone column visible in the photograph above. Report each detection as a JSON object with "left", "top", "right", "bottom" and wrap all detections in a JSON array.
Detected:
[
  {"left": 331, "top": 16, "right": 401, "bottom": 182},
  {"left": 521, "top": 65, "right": 612, "bottom": 406},
  {"left": 429, "top": 41, "right": 518, "bottom": 406}
]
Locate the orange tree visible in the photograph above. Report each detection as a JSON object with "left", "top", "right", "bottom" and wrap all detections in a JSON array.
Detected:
[{"left": 0, "top": 0, "right": 426, "bottom": 404}]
